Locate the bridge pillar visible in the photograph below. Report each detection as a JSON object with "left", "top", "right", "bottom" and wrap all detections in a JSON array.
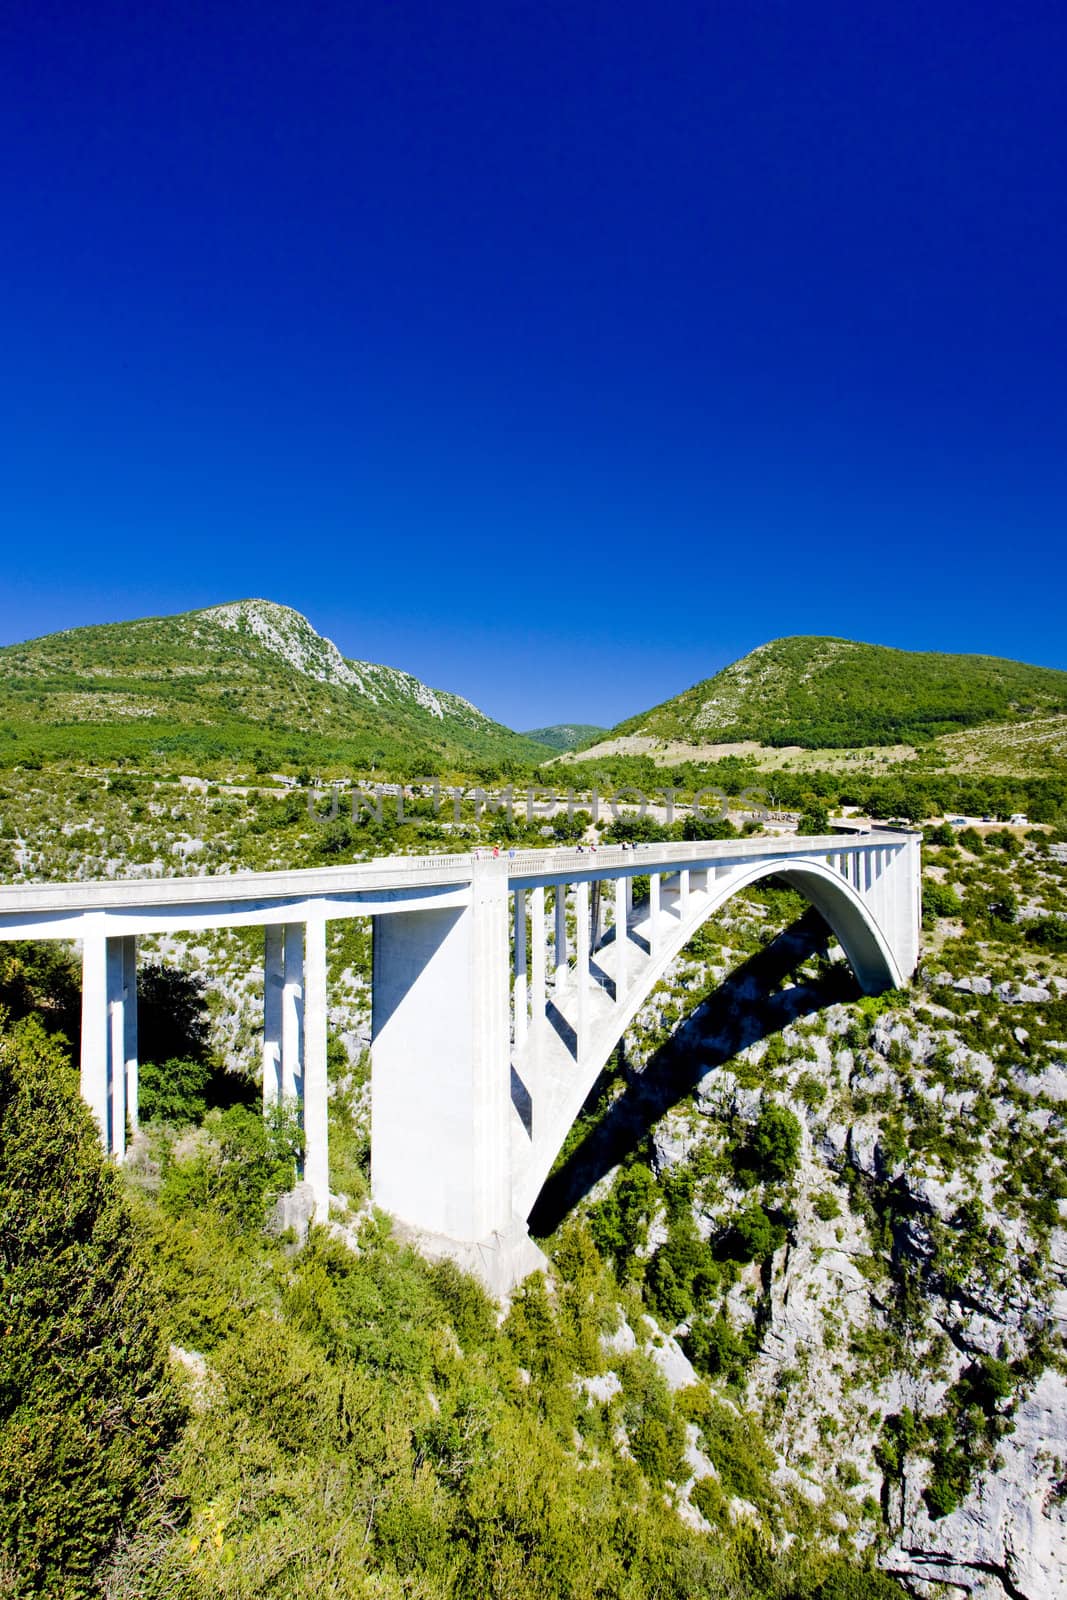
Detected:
[
  {"left": 529, "top": 885, "right": 547, "bottom": 1032},
  {"left": 372, "top": 860, "right": 523, "bottom": 1282},
  {"left": 262, "top": 923, "right": 284, "bottom": 1110},
  {"left": 303, "top": 911, "right": 329, "bottom": 1222},
  {"left": 282, "top": 922, "right": 304, "bottom": 1101},
  {"left": 649, "top": 873, "right": 661, "bottom": 952},
  {"left": 615, "top": 874, "right": 628, "bottom": 1001},
  {"left": 107, "top": 939, "right": 127, "bottom": 1160},
  {"left": 263, "top": 918, "right": 327, "bottom": 1216},
  {"left": 80, "top": 927, "right": 137, "bottom": 1157},
  {"left": 554, "top": 884, "right": 567, "bottom": 985},
  {"left": 513, "top": 888, "right": 528, "bottom": 1046},
  {"left": 122, "top": 936, "right": 138, "bottom": 1138},
  {"left": 575, "top": 879, "right": 590, "bottom": 1051}
]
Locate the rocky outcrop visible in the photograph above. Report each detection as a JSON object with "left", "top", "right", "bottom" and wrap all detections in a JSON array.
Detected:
[{"left": 885, "top": 1371, "right": 1067, "bottom": 1599}]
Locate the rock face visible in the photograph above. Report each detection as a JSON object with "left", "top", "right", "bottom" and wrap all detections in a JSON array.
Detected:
[
  {"left": 613, "top": 870, "right": 1067, "bottom": 1600},
  {"left": 201, "top": 599, "right": 487, "bottom": 722},
  {"left": 885, "top": 1371, "right": 1067, "bottom": 1599},
  {"left": 268, "top": 1181, "right": 317, "bottom": 1248}
]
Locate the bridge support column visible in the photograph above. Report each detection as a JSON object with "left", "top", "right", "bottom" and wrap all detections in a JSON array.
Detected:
[
  {"left": 81, "top": 929, "right": 109, "bottom": 1146},
  {"left": 122, "top": 936, "right": 138, "bottom": 1138},
  {"left": 530, "top": 886, "right": 546, "bottom": 1032},
  {"left": 678, "top": 868, "right": 690, "bottom": 917},
  {"left": 303, "top": 911, "right": 329, "bottom": 1222},
  {"left": 513, "top": 889, "right": 528, "bottom": 1047},
  {"left": 615, "top": 875, "right": 628, "bottom": 1002},
  {"left": 263, "top": 923, "right": 284, "bottom": 1109},
  {"left": 282, "top": 922, "right": 304, "bottom": 1101},
  {"left": 372, "top": 861, "right": 534, "bottom": 1291},
  {"left": 649, "top": 873, "right": 661, "bottom": 953},
  {"left": 554, "top": 885, "right": 567, "bottom": 985},
  {"left": 80, "top": 927, "right": 137, "bottom": 1157},
  {"left": 575, "top": 879, "right": 590, "bottom": 1053},
  {"left": 107, "top": 938, "right": 127, "bottom": 1161}
]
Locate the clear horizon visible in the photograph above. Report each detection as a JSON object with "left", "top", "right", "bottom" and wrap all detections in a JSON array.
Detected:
[{"left": 3, "top": 1, "right": 1065, "bottom": 727}]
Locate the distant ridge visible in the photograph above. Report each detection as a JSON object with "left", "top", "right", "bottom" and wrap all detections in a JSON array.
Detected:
[
  {"left": 611, "top": 636, "right": 1067, "bottom": 750},
  {"left": 522, "top": 724, "right": 607, "bottom": 753},
  {"left": 0, "top": 599, "right": 546, "bottom": 773}
]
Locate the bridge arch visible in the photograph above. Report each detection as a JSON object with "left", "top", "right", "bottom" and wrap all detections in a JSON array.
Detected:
[
  {"left": 515, "top": 851, "right": 904, "bottom": 1220},
  {"left": 692, "top": 854, "right": 903, "bottom": 993}
]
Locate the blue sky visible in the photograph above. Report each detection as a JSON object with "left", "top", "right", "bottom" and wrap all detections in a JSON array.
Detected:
[{"left": 2, "top": 0, "right": 1065, "bottom": 729}]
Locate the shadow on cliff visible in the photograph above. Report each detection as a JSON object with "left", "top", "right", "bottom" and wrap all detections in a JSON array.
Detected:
[{"left": 529, "top": 907, "right": 860, "bottom": 1238}]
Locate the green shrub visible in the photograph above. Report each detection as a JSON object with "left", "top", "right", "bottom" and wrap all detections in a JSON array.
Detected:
[
  {"left": 160, "top": 1102, "right": 302, "bottom": 1231},
  {"left": 589, "top": 1161, "right": 658, "bottom": 1269},
  {"left": 922, "top": 880, "right": 962, "bottom": 923},
  {"left": 139, "top": 1053, "right": 211, "bottom": 1124},
  {"left": 0, "top": 1015, "right": 182, "bottom": 1596},
  {"left": 682, "top": 1389, "right": 776, "bottom": 1509},
  {"left": 646, "top": 1211, "right": 720, "bottom": 1326},
  {"left": 685, "top": 1309, "right": 757, "bottom": 1382},
  {"left": 717, "top": 1199, "right": 787, "bottom": 1262},
  {"left": 732, "top": 1101, "right": 803, "bottom": 1188},
  {"left": 1027, "top": 917, "right": 1067, "bottom": 952},
  {"left": 618, "top": 1352, "right": 688, "bottom": 1486}
]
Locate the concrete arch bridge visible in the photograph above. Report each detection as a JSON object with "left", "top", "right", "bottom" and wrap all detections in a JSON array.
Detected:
[{"left": 0, "top": 832, "right": 920, "bottom": 1290}]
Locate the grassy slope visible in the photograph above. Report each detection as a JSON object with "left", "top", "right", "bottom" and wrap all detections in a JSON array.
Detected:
[
  {"left": 0, "top": 606, "right": 546, "bottom": 776},
  {"left": 613, "top": 636, "right": 1067, "bottom": 750}
]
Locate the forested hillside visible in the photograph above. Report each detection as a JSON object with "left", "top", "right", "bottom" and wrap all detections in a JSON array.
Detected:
[
  {"left": 612, "top": 637, "right": 1067, "bottom": 749},
  {"left": 0, "top": 600, "right": 545, "bottom": 775},
  {"left": 523, "top": 724, "right": 608, "bottom": 752}
]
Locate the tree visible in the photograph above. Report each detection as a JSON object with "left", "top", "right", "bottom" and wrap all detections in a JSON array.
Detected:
[
  {"left": 0, "top": 1014, "right": 182, "bottom": 1595},
  {"left": 749, "top": 1101, "right": 802, "bottom": 1183},
  {"left": 796, "top": 805, "right": 830, "bottom": 836}
]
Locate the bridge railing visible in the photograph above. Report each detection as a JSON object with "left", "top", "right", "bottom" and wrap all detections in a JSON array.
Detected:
[{"left": 501, "top": 831, "right": 912, "bottom": 882}]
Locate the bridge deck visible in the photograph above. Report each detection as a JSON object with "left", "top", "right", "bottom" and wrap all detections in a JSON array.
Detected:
[{"left": 0, "top": 831, "right": 912, "bottom": 933}]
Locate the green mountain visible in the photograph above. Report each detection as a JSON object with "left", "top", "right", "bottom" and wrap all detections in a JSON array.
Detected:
[
  {"left": 612, "top": 636, "right": 1067, "bottom": 750},
  {"left": 522, "top": 723, "right": 607, "bottom": 752},
  {"left": 0, "top": 599, "right": 546, "bottom": 775}
]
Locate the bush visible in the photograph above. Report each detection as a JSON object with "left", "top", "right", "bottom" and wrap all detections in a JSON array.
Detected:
[
  {"left": 589, "top": 1162, "right": 657, "bottom": 1268},
  {"left": 618, "top": 1353, "right": 688, "bottom": 1486},
  {"left": 1027, "top": 917, "right": 1067, "bottom": 952},
  {"left": 922, "top": 880, "right": 962, "bottom": 923},
  {"left": 139, "top": 1053, "right": 211, "bottom": 1124},
  {"left": 685, "top": 1310, "right": 757, "bottom": 1381},
  {"left": 160, "top": 1103, "right": 302, "bottom": 1231},
  {"left": 717, "top": 1199, "right": 786, "bottom": 1263},
  {"left": 0, "top": 1015, "right": 182, "bottom": 1596},
  {"left": 646, "top": 1212, "right": 719, "bottom": 1326},
  {"left": 734, "top": 1101, "right": 802, "bottom": 1186}
]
